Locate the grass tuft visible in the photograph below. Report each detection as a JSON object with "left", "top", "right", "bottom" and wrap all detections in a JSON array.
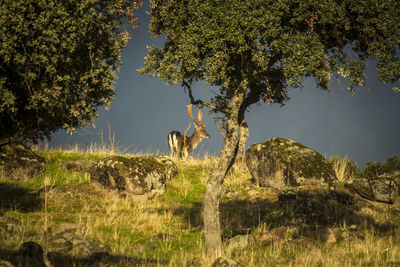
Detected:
[{"left": 328, "top": 155, "right": 358, "bottom": 184}]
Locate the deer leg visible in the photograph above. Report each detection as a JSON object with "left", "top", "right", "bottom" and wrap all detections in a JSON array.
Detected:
[
  {"left": 175, "top": 145, "right": 180, "bottom": 161},
  {"left": 169, "top": 146, "right": 173, "bottom": 160},
  {"left": 182, "top": 148, "right": 189, "bottom": 160}
]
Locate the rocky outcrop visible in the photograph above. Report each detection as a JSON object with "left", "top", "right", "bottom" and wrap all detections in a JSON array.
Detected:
[
  {"left": 90, "top": 155, "right": 178, "bottom": 200},
  {"left": 0, "top": 142, "right": 46, "bottom": 180},
  {"left": 0, "top": 221, "right": 112, "bottom": 266},
  {"left": 345, "top": 171, "right": 400, "bottom": 203},
  {"left": 246, "top": 137, "right": 335, "bottom": 189},
  {"left": 211, "top": 256, "right": 242, "bottom": 267}
]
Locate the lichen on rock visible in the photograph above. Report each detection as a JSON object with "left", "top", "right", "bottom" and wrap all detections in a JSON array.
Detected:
[
  {"left": 90, "top": 155, "right": 178, "bottom": 200},
  {"left": 246, "top": 137, "right": 336, "bottom": 189},
  {"left": 0, "top": 142, "right": 47, "bottom": 180}
]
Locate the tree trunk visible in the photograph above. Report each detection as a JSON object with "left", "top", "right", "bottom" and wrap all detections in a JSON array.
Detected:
[
  {"left": 203, "top": 141, "right": 238, "bottom": 256},
  {"left": 203, "top": 92, "right": 249, "bottom": 256},
  {"left": 238, "top": 120, "right": 249, "bottom": 158}
]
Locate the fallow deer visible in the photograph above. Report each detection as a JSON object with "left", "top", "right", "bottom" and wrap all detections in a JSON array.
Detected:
[{"left": 167, "top": 104, "right": 210, "bottom": 160}]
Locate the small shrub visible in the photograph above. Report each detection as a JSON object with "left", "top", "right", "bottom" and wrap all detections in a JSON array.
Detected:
[
  {"left": 358, "top": 156, "right": 400, "bottom": 179},
  {"left": 328, "top": 156, "right": 359, "bottom": 184}
]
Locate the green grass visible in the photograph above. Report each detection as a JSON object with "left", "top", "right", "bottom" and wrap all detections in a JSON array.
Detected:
[{"left": 1, "top": 149, "right": 400, "bottom": 266}]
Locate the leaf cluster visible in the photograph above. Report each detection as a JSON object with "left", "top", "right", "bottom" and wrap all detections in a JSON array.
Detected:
[
  {"left": 0, "top": 0, "right": 140, "bottom": 143},
  {"left": 139, "top": 0, "right": 400, "bottom": 116}
]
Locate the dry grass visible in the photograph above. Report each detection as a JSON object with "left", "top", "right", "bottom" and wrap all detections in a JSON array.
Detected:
[
  {"left": 2, "top": 149, "right": 400, "bottom": 266},
  {"left": 34, "top": 141, "right": 137, "bottom": 156},
  {"left": 224, "top": 155, "right": 253, "bottom": 189},
  {"left": 328, "top": 155, "right": 355, "bottom": 184}
]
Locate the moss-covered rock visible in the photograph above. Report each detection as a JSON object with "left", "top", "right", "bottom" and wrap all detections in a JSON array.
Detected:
[
  {"left": 245, "top": 137, "right": 335, "bottom": 189},
  {"left": 90, "top": 155, "right": 178, "bottom": 200},
  {"left": 0, "top": 142, "right": 47, "bottom": 180}
]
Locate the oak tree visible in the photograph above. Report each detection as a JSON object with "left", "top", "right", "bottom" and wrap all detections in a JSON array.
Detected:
[
  {"left": 139, "top": 0, "right": 400, "bottom": 255},
  {"left": 0, "top": 0, "right": 140, "bottom": 144}
]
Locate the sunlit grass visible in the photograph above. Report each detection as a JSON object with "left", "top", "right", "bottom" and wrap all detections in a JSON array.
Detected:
[
  {"left": 328, "top": 155, "right": 357, "bottom": 185},
  {"left": 1, "top": 148, "right": 400, "bottom": 266}
]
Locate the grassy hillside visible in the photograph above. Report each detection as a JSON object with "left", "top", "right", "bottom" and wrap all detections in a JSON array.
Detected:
[{"left": 1, "top": 148, "right": 400, "bottom": 266}]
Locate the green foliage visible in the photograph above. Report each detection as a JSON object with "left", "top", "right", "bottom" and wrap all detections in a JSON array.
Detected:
[
  {"left": 0, "top": 0, "right": 140, "bottom": 143},
  {"left": 359, "top": 156, "right": 400, "bottom": 178},
  {"left": 140, "top": 0, "right": 400, "bottom": 116}
]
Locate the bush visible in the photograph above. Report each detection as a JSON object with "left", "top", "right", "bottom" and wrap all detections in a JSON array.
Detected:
[{"left": 358, "top": 156, "right": 400, "bottom": 179}]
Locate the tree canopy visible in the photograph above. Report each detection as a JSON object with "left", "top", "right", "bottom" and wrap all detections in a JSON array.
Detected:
[
  {"left": 0, "top": 0, "right": 140, "bottom": 143},
  {"left": 140, "top": 0, "right": 400, "bottom": 255},
  {"left": 141, "top": 0, "right": 400, "bottom": 111}
]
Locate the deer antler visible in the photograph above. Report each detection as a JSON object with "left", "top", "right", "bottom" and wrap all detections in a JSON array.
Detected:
[
  {"left": 187, "top": 104, "right": 207, "bottom": 127},
  {"left": 187, "top": 104, "right": 199, "bottom": 126},
  {"left": 197, "top": 107, "right": 203, "bottom": 124}
]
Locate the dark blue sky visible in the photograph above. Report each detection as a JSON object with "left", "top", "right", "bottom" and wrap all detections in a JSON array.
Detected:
[{"left": 50, "top": 2, "right": 400, "bottom": 167}]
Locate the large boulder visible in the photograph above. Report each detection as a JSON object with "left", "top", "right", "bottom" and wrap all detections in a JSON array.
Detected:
[
  {"left": 246, "top": 137, "right": 335, "bottom": 189},
  {"left": 0, "top": 142, "right": 47, "bottom": 180},
  {"left": 345, "top": 171, "right": 400, "bottom": 203},
  {"left": 90, "top": 155, "right": 178, "bottom": 199}
]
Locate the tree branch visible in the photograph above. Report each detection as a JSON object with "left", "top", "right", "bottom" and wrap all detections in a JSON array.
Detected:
[{"left": 182, "top": 79, "right": 217, "bottom": 110}]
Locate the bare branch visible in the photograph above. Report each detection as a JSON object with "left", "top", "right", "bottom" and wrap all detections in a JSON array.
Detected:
[
  {"left": 216, "top": 122, "right": 226, "bottom": 138},
  {"left": 182, "top": 80, "right": 217, "bottom": 110}
]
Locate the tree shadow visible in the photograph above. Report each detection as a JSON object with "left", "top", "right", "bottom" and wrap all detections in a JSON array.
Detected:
[
  {"left": 48, "top": 252, "right": 164, "bottom": 267},
  {"left": 169, "top": 188, "right": 399, "bottom": 238},
  {"left": 0, "top": 248, "right": 164, "bottom": 267},
  {"left": 0, "top": 182, "right": 42, "bottom": 214}
]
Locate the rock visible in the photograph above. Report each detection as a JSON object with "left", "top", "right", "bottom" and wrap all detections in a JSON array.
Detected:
[
  {"left": 0, "top": 260, "right": 14, "bottom": 267},
  {"left": 276, "top": 186, "right": 365, "bottom": 226},
  {"left": 49, "top": 232, "right": 110, "bottom": 258},
  {"left": 0, "top": 217, "right": 21, "bottom": 242},
  {"left": 211, "top": 256, "right": 242, "bottom": 267},
  {"left": 150, "top": 233, "right": 176, "bottom": 242},
  {"left": 246, "top": 137, "right": 335, "bottom": 189},
  {"left": 226, "top": 235, "right": 249, "bottom": 250},
  {"left": 36, "top": 185, "right": 76, "bottom": 198},
  {"left": 256, "top": 226, "right": 287, "bottom": 245},
  {"left": 316, "top": 227, "right": 336, "bottom": 244},
  {"left": 52, "top": 222, "right": 78, "bottom": 236},
  {"left": 345, "top": 172, "right": 400, "bottom": 203},
  {"left": 17, "top": 241, "right": 46, "bottom": 267},
  {"left": 285, "top": 225, "right": 301, "bottom": 240},
  {"left": 337, "top": 227, "right": 364, "bottom": 242},
  {"left": 0, "top": 142, "right": 46, "bottom": 180},
  {"left": 62, "top": 159, "right": 96, "bottom": 174},
  {"left": 90, "top": 155, "right": 178, "bottom": 199},
  {"left": 132, "top": 242, "right": 157, "bottom": 252}
]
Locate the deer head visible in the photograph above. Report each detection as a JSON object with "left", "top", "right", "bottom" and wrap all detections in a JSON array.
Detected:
[{"left": 187, "top": 104, "right": 210, "bottom": 139}]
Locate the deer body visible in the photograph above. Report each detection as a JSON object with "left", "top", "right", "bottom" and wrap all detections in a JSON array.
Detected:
[{"left": 168, "top": 105, "right": 210, "bottom": 160}]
